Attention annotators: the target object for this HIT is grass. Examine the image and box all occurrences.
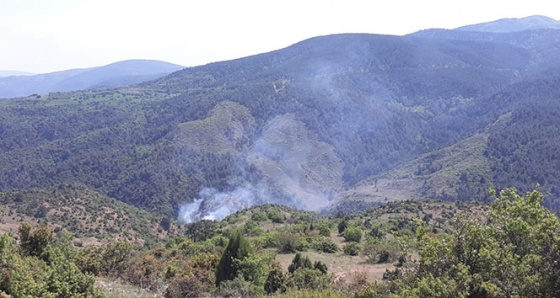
[96,278,161,298]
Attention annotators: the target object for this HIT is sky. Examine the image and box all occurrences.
[1,0,559,74]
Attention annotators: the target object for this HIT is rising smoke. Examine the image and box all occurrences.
[176,113,343,224]
[177,184,275,224]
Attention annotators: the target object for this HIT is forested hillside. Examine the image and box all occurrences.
[0,60,183,98]
[1,22,560,218]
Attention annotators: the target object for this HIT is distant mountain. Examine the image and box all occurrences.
[0,70,35,77]
[0,60,183,98]
[456,15,560,33]
[1,17,560,219]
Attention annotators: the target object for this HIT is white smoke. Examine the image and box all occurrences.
[178,185,270,224]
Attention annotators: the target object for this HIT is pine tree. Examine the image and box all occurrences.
[215,231,253,286]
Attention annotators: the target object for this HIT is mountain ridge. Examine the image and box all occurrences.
[456,15,560,33]
[0,59,183,98]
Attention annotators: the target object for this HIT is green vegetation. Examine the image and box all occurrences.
[343,226,363,242]
[0,225,104,297]
[0,185,181,245]
[215,232,253,286]
[0,188,558,297]
[1,26,560,297]
[1,31,560,216]
[350,188,560,297]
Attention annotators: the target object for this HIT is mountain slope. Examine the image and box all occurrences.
[0,60,183,98]
[0,184,183,245]
[1,17,560,217]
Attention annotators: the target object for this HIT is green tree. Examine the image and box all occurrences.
[288,253,312,273]
[264,262,286,294]
[215,231,253,286]
[337,219,348,234]
[395,188,560,297]
[19,223,53,257]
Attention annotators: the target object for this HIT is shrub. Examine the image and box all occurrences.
[251,211,268,222]
[290,268,331,291]
[362,238,402,264]
[317,223,332,237]
[311,237,338,253]
[343,226,362,242]
[267,210,285,223]
[337,220,348,234]
[278,233,298,253]
[264,267,286,294]
[343,242,361,256]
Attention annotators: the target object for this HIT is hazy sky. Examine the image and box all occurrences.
[2,0,559,73]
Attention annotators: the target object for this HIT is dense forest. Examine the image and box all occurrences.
[1,27,560,218]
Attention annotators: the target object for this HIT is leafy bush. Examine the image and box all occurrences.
[311,237,338,253]
[289,268,331,291]
[278,233,298,253]
[317,222,332,237]
[343,242,361,256]
[343,226,362,242]
[265,266,287,295]
[251,211,268,222]
[0,225,104,298]
[267,210,285,223]
[362,238,402,264]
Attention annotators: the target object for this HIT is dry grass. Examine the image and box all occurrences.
[275,249,394,287]
[96,278,163,298]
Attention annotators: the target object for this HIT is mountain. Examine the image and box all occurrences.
[0,70,35,77]
[0,59,183,98]
[0,16,560,219]
[456,15,560,33]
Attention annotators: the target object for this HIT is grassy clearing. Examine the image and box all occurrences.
[96,278,162,298]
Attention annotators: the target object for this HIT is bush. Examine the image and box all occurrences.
[267,210,285,223]
[261,233,280,249]
[251,211,268,222]
[317,223,332,237]
[362,238,402,264]
[288,253,312,273]
[337,220,348,234]
[343,242,361,256]
[278,233,298,253]
[289,268,331,291]
[343,226,362,242]
[311,237,338,253]
[295,238,310,252]
[265,267,286,294]
[216,276,264,298]
[368,224,385,239]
